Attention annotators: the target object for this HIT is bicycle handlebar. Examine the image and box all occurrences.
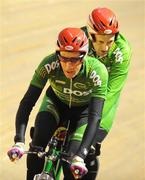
[24,150,47,158]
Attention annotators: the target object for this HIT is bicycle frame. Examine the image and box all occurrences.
[41,138,62,180]
[33,137,62,180]
[30,124,70,180]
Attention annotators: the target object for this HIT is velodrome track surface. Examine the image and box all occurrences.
[0,0,144,179]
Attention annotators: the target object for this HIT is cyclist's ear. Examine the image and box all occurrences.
[30,126,35,139]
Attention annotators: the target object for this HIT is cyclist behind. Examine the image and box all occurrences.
[7,27,108,179]
[79,7,132,179]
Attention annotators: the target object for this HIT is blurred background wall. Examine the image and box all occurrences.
[0,0,144,179]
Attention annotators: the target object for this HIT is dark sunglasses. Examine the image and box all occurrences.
[57,53,84,63]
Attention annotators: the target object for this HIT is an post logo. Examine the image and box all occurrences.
[63,88,92,96]
[90,70,102,86]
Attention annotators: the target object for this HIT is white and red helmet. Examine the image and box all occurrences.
[88,7,119,34]
[57,27,88,56]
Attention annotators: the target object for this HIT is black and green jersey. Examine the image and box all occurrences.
[30,54,108,107]
[14,53,108,145]
[82,26,132,132]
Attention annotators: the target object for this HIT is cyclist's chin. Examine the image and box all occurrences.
[64,72,76,79]
[98,51,108,58]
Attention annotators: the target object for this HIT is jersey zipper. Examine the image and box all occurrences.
[69,79,73,108]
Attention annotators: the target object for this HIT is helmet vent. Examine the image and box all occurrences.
[109,19,113,26]
[72,37,77,42]
[100,20,106,27]
[64,37,68,43]
[80,41,84,47]
[93,24,98,32]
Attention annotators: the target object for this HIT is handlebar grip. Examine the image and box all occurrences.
[11,153,18,159]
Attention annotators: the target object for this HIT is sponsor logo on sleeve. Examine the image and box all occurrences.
[113,48,123,63]
[45,60,59,74]
[90,70,102,86]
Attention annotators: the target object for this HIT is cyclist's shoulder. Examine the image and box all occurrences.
[115,33,132,52]
[34,52,59,75]
[41,52,57,64]
[108,33,132,62]
[86,55,104,63]
[85,56,107,74]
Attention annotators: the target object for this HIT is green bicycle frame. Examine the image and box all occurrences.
[38,123,70,180]
[43,145,62,180]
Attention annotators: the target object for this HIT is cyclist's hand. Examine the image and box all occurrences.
[70,155,88,179]
[7,142,25,162]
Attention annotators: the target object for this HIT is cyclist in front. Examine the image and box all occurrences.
[7,27,108,180]
[80,7,132,179]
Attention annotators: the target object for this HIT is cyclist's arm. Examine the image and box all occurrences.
[108,45,131,95]
[14,58,49,143]
[99,44,132,134]
[76,62,108,159]
[14,85,43,143]
[76,97,105,159]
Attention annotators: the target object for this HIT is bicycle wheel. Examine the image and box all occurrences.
[34,172,54,180]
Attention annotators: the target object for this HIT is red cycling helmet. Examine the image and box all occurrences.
[88,7,119,34]
[57,27,88,55]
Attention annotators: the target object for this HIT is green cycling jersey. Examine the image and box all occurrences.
[30,54,108,107]
[82,26,132,132]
